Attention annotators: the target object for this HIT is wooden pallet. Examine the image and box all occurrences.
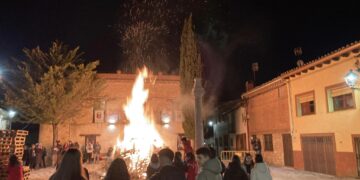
[0,130,29,180]
[23,166,30,180]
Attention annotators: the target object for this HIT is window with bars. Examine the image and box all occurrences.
[264,134,273,151]
[296,92,315,116]
[326,84,355,112]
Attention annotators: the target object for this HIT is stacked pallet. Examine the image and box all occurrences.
[0,130,28,180]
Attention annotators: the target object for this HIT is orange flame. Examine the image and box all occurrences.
[117,67,164,171]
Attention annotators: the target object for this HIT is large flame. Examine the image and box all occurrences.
[117,67,164,175]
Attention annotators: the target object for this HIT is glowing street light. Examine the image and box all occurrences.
[161,114,171,128]
[345,70,359,88]
[345,59,360,89]
[163,124,170,129]
[208,121,214,127]
[161,115,171,124]
[8,110,16,119]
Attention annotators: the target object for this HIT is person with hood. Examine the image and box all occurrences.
[250,154,272,180]
[242,153,254,177]
[50,148,89,180]
[195,147,222,180]
[149,148,186,180]
[104,158,130,180]
[173,152,186,173]
[147,154,160,179]
[184,152,198,180]
[209,147,226,176]
[224,155,248,180]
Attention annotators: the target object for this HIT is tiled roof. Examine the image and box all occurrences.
[242,41,360,98]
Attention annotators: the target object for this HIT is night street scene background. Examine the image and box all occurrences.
[0,0,360,180]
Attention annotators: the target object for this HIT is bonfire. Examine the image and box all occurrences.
[113,67,164,179]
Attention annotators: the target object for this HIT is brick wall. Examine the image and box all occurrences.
[256,132,285,166]
[248,85,290,134]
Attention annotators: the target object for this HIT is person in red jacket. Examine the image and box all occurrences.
[185,152,198,180]
[181,137,193,155]
[7,154,24,180]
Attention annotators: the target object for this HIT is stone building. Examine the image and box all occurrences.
[242,80,293,167]
[39,72,184,153]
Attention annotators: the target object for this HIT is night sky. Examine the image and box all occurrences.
[1,0,360,103]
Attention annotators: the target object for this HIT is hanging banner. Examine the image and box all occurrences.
[94,110,105,123]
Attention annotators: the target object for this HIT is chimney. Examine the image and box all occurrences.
[245,81,254,91]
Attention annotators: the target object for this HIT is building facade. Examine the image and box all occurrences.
[39,72,184,153]
[242,80,293,167]
[205,100,248,153]
[284,42,360,176]
[242,41,360,177]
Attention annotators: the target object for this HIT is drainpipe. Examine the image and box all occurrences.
[286,80,295,136]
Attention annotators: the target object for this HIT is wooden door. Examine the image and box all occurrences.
[85,135,97,145]
[354,137,360,176]
[301,136,336,175]
[282,134,294,166]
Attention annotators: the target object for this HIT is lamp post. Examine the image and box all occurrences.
[345,60,360,89]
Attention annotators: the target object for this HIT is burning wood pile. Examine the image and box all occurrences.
[109,68,165,180]
[0,130,29,180]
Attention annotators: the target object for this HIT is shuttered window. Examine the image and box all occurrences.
[296,92,315,116]
[326,84,355,112]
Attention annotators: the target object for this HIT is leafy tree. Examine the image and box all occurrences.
[2,41,103,147]
[180,15,202,139]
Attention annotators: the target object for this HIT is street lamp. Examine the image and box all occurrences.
[161,113,171,128]
[208,120,214,127]
[8,110,16,119]
[107,115,119,131]
[345,70,358,88]
[345,59,360,89]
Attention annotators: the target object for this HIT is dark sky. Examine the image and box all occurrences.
[1,0,360,102]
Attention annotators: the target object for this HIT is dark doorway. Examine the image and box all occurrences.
[282,133,294,167]
[354,137,360,177]
[84,135,97,145]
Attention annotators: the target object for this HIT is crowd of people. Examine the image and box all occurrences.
[7,137,272,180]
[23,143,47,169]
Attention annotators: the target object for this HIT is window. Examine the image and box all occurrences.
[264,134,273,151]
[326,84,355,112]
[236,133,247,150]
[296,92,315,116]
